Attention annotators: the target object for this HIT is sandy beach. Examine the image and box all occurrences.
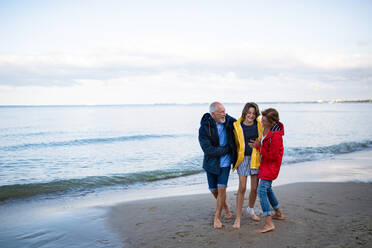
[108,181,372,248]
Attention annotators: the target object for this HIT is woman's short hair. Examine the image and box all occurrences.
[261,108,280,124]
[241,102,260,119]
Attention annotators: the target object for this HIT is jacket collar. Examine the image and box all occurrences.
[201,113,234,127]
[263,121,284,140]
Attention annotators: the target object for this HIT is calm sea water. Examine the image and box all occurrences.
[1,103,372,201]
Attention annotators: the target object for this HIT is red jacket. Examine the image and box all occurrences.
[258,121,284,181]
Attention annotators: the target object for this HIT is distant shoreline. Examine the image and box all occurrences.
[0,99,371,108]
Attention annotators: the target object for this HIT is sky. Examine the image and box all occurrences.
[0,0,371,105]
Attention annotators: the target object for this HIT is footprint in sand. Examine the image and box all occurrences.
[175,231,191,237]
[148,207,157,212]
[304,208,327,215]
[178,224,194,228]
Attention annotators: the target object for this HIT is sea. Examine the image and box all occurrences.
[1,102,372,202]
[0,102,372,247]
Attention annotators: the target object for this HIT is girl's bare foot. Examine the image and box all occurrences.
[256,224,275,233]
[214,217,223,229]
[246,207,260,222]
[232,218,240,229]
[250,213,260,222]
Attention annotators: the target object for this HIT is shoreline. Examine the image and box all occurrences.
[1,149,372,247]
[105,149,372,247]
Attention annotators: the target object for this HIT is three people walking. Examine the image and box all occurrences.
[198,102,285,232]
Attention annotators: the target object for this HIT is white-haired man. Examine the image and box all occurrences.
[198,102,237,228]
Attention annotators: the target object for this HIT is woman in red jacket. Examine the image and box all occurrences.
[249,108,285,233]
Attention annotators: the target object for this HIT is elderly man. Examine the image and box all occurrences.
[198,102,237,228]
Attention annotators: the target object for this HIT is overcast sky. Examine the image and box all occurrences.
[0,0,371,105]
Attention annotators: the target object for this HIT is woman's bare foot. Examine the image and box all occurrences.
[214,217,223,229]
[272,213,285,220]
[272,209,285,220]
[232,218,240,229]
[256,224,275,233]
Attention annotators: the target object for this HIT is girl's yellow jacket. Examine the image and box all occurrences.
[232,117,262,171]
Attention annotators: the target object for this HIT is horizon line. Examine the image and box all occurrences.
[0,99,371,107]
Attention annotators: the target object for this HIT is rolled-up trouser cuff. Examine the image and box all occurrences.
[262,210,272,216]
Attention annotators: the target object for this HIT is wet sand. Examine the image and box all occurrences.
[108,181,372,248]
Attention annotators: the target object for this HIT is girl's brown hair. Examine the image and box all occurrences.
[241,102,260,119]
[261,108,279,124]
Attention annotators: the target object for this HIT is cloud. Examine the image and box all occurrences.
[357,39,372,47]
[0,42,371,104]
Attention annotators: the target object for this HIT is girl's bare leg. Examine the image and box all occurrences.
[233,176,247,229]
[248,174,260,221]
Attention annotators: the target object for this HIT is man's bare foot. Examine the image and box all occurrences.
[225,213,233,219]
[232,219,240,229]
[214,218,223,229]
[256,224,275,233]
[250,213,261,222]
[224,203,233,219]
[272,213,285,220]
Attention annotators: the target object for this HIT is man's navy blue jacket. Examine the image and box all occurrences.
[198,113,237,175]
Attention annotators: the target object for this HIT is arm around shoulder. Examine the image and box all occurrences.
[198,126,229,157]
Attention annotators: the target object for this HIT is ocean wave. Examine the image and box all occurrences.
[0,134,188,151]
[0,169,202,201]
[284,140,372,164]
[0,131,62,138]
[1,140,371,201]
